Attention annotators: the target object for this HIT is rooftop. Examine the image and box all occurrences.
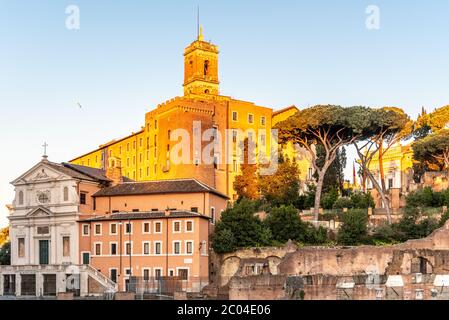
[92,178,228,199]
[79,210,211,222]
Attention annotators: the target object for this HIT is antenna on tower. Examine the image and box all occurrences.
[197,5,200,40]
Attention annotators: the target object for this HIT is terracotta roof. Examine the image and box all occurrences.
[79,211,211,222]
[92,179,228,199]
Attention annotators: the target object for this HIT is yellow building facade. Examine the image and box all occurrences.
[70,30,312,199]
[366,143,414,209]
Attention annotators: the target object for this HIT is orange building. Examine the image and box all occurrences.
[78,178,229,292]
[70,29,311,200]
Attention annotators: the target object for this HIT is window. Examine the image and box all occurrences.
[248,113,254,124]
[18,238,25,258]
[154,268,162,279]
[173,241,181,255]
[127,143,130,152]
[190,207,198,213]
[139,153,142,163]
[201,240,207,256]
[186,221,193,232]
[154,135,158,158]
[63,187,69,202]
[95,243,101,256]
[388,178,394,189]
[155,242,162,255]
[143,269,150,281]
[232,111,238,121]
[127,158,130,166]
[119,146,122,154]
[110,223,117,235]
[232,130,238,143]
[211,207,216,224]
[63,237,70,257]
[125,268,131,276]
[133,141,136,149]
[143,242,150,255]
[233,159,238,172]
[146,166,150,177]
[173,221,181,233]
[204,60,209,76]
[133,156,136,165]
[109,150,113,157]
[125,242,132,255]
[169,269,175,277]
[139,138,142,147]
[132,209,140,212]
[82,224,89,236]
[178,268,188,280]
[125,223,132,234]
[18,191,24,205]
[110,269,118,283]
[154,222,162,233]
[143,222,150,234]
[94,224,102,236]
[110,243,117,255]
[146,137,150,149]
[260,134,266,146]
[186,241,193,254]
[80,192,87,205]
[154,120,158,129]
[213,155,219,169]
[261,116,266,126]
[248,131,254,142]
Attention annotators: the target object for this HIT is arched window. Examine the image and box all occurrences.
[18,191,24,205]
[204,60,209,76]
[63,187,69,202]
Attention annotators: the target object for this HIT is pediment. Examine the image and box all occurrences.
[12,162,72,186]
[26,206,53,217]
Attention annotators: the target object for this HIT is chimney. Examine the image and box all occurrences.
[106,157,123,186]
[165,207,171,217]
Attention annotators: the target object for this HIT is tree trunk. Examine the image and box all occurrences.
[366,169,392,225]
[313,171,326,222]
[377,142,392,224]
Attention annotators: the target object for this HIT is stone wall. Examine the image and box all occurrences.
[210,220,449,300]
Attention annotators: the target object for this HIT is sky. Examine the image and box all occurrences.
[1,0,448,227]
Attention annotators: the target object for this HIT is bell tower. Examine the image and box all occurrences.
[183,27,220,96]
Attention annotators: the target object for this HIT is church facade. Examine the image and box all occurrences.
[69,30,313,200]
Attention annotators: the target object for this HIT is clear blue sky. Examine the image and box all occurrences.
[1,0,448,226]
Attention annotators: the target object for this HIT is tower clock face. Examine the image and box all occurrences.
[37,190,50,204]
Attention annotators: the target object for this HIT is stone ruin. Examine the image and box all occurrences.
[206,222,449,300]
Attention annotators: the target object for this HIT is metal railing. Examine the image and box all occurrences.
[127,276,209,298]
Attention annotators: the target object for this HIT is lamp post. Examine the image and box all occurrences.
[118,221,122,289]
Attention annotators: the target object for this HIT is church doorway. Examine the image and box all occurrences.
[3,275,16,296]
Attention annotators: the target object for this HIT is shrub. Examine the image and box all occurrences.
[405,187,440,208]
[265,205,304,243]
[211,198,272,253]
[0,241,11,265]
[337,209,369,245]
[350,192,375,209]
[333,197,353,209]
[321,188,338,210]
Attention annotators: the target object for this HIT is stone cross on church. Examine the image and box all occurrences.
[42,142,48,159]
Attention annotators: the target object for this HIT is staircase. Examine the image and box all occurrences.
[81,265,118,293]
